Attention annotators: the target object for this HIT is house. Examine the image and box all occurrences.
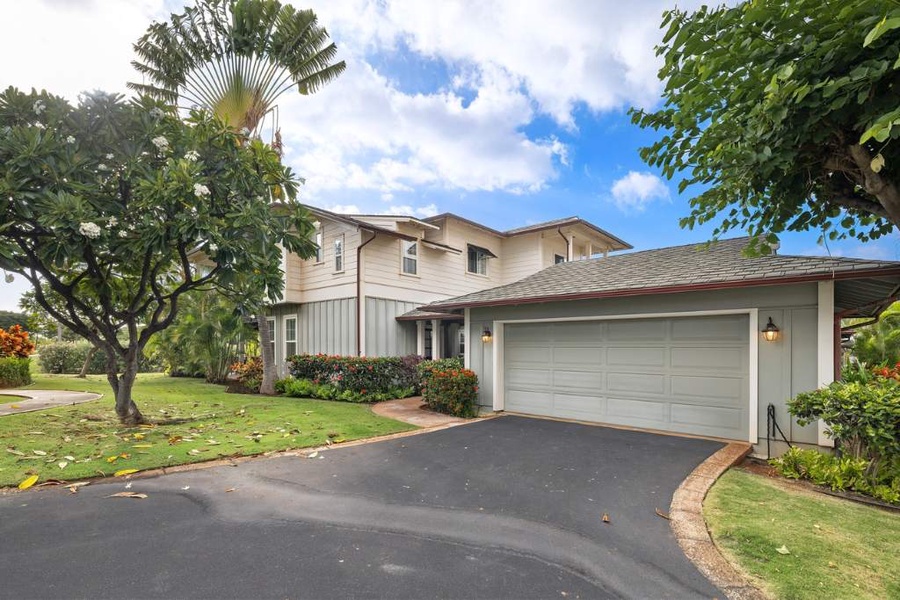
[419,238,900,457]
[266,206,630,373]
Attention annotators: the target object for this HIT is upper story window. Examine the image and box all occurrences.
[334,234,344,272]
[314,224,323,263]
[554,254,566,264]
[401,240,418,275]
[467,244,491,275]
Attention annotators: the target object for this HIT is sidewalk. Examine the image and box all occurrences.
[371,396,470,427]
[0,389,102,416]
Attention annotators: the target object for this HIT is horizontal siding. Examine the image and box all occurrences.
[500,233,541,285]
[284,219,359,303]
[364,297,418,357]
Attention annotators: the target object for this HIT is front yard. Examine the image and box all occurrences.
[705,469,900,599]
[0,374,415,488]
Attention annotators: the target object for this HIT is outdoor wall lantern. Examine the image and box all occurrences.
[762,317,780,342]
[481,327,493,343]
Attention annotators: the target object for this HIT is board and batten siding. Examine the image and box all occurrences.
[270,299,356,373]
[364,297,418,357]
[469,283,821,455]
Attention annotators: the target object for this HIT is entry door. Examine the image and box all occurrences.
[503,315,749,440]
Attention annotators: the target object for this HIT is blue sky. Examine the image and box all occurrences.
[1,0,898,310]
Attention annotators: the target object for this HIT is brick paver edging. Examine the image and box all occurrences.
[669,442,768,600]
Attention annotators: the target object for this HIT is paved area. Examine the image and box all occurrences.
[0,416,724,599]
[371,396,471,427]
[0,389,101,416]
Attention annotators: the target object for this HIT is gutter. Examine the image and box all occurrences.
[557,228,570,261]
[356,229,378,356]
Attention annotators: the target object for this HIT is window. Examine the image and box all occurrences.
[284,316,297,359]
[467,245,489,275]
[266,317,276,362]
[458,328,465,358]
[554,254,566,264]
[401,240,418,275]
[314,224,323,263]
[334,234,344,272]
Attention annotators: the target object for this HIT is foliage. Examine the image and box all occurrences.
[129,0,346,134]
[849,303,900,366]
[0,86,318,423]
[0,325,35,358]
[0,373,414,487]
[788,378,900,479]
[839,359,876,384]
[275,377,414,403]
[0,357,31,388]
[37,341,158,375]
[417,357,464,386]
[771,447,900,505]
[287,354,422,395]
[230,356,263,393]
[0,310,28,330]
[705,469,900,599]
[18,288,79,341]
[632,0,900,252]
[422,368,479,418]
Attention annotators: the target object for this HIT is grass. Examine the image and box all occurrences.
[0,373,416,488]
[705,469,900,599]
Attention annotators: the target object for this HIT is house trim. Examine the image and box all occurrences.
[817,280,836,447]
[283,314,298,366]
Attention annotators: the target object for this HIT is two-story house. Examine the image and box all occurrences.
[266,206,631,373]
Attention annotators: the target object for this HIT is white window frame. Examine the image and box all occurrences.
[334,234,344,272]
[266,317,276,364]
[400,240,418,276]
[283,315,298,360]
[314,224,324,264]
[457,328,465,357]
[467,245,489,275]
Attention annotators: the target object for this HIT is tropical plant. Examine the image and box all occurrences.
[849,303,900,366]
[129,0,345,394]
[0,87,316,423]
[632,0,900,253]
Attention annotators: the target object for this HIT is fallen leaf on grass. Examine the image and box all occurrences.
[132,444,153,449]
[57,461,68,469]
[168,435,183,445]
[6,448,25,456]
[114,468,139,477]
[32,450,47,456]
[18,474,39,490]
[132,433,145,440]
[776,545,791,555]
[63,455,75,461]
[601,513,610,523]
[107,492,147,499]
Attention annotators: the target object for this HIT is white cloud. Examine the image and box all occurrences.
[326,204,362,214]
[610,171,671,213]
[385,204,439,218]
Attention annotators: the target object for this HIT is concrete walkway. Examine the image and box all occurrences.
[0,389,102,416]
[370,396,470,427]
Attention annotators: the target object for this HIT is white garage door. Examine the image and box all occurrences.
[503,315,750,440]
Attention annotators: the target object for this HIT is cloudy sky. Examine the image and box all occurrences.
[1,0,898,310]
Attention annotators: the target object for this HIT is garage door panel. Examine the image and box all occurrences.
[505,323,552,341]
[671,375,744,401]
[607,319,667,340]
[607,372,666,395]
[505,345,551,364]
[505,389,551,413]
[552,370,605,390]
[553,393,606,418]
[671,316,747,341]
[507,367,553,388]
[552,347,603,367]
[671,404,743,433]
[552,321,604,342]
[607,347,666,368]
[607,397,668,423]
[671,347,744,371]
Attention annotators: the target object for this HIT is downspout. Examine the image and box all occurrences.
[556,228,569,261]
[356,230,377,356]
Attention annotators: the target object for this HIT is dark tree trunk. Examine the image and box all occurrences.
[105,347,146,425]
[78,346,97,378]
[258,313,277,395]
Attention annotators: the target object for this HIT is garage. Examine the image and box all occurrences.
[503,315,750,440]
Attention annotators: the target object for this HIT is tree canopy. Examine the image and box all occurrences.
[632,0,900,252]
[0,87,316,422]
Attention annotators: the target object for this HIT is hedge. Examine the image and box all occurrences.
[422,367,479,418]
[287,354,421,394]
[38,341,160,375]
[0,357,31,388]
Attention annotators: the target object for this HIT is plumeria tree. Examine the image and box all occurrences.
[0,87,316,424]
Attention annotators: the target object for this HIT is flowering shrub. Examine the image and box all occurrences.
[287,354,421,395]
[422,368,479,418]
[230,357,263,393]
[0,325,35,358]
[416,357,463,389]
[0,357,31,388]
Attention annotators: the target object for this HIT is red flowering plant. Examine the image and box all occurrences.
[422,367,479,418]
[0,325,35,358]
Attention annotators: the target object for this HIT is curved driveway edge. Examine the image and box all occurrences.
[669,442,768,600]
[0,390,102,416]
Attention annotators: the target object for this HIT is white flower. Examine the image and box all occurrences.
[107,216,118,227]
[118,230,129,238]
[33,122,45,130]
[127,224,136,231]
[151,136,169,151]
[78,222,102,239]
[149,107,164,119]
[66,135,76,144]
[33,100,46,115]
[184,150,200,162]
[208,243,218,252]
[97,164,108,171]
[193,183,210,198]
[105,153,114,160]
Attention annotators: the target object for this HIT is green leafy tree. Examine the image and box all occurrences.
[0,310,28,330]
[0,87,316,423]
[632,0,900,252]
[129,0,345,393]
[850,302,900,366]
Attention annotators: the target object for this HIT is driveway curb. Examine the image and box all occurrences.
[670,442,768,600]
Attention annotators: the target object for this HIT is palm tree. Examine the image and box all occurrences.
[129,0,345,393]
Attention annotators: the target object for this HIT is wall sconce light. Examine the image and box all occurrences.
[481,327,493,343]
[762,317,780,342]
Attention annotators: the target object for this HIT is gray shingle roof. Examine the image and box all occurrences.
[424,238,900,310]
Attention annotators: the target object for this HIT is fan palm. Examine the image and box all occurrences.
[129,0,345,393]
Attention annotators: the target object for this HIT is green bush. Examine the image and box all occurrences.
[276,376,414,403]
[422,367,479,418]
[0,357,31,388]
[287,354,421,394]
[771,447,900,505]
[417,357,464,387]
[229,357,263,393]
[38,341,160,375]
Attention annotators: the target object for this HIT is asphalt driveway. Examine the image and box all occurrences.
[0,416,724,599]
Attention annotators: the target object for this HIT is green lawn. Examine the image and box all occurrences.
[705,469,900,599]
[1,374,415,488]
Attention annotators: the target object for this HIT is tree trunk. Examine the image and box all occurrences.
[78,346,97,378]
[258,313,277,395]
[105,349,146,425]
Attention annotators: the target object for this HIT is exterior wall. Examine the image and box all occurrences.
[499,233,542,285]
[469,283,823,455]
[365,297,418,357]
[283,218,359,304]
[270,299,357,374]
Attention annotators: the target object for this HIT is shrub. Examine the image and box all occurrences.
[37,341,160,375]
[276,376,414,403]
[0,357,31,388]
[417,357,463,387]
[0,325,35,358]
[287,354,422,395]
[422,368,479,418]
[230,357,263,393]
